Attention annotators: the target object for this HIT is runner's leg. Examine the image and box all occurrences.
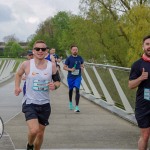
[34,124,46,150]
[75,87,80,106]
[138,128,150,150]
[69,89,73,102]
[27,119,39,146]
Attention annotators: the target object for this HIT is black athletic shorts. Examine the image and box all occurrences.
[135,104,150,128]
[22,102,51,126]
[136,115,150,128]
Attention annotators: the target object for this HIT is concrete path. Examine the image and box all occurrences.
[0,77,22,123]
[0,77,22,150]
[1,79,142,150]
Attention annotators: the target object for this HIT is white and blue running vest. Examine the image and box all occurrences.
[22,59,52,105]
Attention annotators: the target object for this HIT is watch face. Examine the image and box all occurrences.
[0,117,4,139]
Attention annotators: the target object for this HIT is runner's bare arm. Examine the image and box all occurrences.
[50,55,55,63]
[63,64,75,72]
[128,68,148,89]
[14,61,26,96]
[80,63,84,70]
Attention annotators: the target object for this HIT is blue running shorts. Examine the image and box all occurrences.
[67,76,82,90]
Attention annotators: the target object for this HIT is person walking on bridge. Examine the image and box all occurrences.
[14,40,61,150]
[129,35,150,150]
[63,45,84,112]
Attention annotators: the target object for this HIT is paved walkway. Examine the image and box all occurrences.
[0,79,142,149]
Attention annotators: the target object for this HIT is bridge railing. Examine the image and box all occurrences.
[0,59,137,124]
[59,61,137,124]
[0,59,21,83]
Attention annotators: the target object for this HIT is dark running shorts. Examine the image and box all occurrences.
[136,114,150,128]
[22,102,51,126]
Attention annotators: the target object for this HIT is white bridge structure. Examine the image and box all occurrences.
[0,59,17,83]
[59,61,136,125]
[0,59,136,125]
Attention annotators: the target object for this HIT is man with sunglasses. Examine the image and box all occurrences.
[14,40,61,150]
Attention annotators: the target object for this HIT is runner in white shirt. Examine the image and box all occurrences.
[14,40,61,150]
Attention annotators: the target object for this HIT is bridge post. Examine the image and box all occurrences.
[83,68,101,99]
[92,66,114,105]
[109,68,134,114]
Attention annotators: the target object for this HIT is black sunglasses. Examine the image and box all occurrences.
[34,47,47,51]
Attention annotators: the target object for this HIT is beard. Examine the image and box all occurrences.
[145,49,150,57]
[73,52,77,56]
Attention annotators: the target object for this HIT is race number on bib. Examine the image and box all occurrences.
[71,69,79,75]
[144,88,150,101]
[33,80,49,91]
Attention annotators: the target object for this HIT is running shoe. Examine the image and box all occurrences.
[69,102,74,110]
[26,143,34,150]
[74,106,80,112]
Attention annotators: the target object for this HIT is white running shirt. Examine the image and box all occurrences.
[22,59,52,105]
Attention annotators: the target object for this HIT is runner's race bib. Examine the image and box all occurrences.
[33,80,49,91]
[144,88,150,101]
[71,69,79,75]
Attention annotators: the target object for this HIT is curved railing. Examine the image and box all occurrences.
[0,59,21,83]
[0,59,137,124]
[59,61,137,125]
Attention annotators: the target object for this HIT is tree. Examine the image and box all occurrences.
[79,0,150,66]
[4,41,23,58]
[3,34,19,43]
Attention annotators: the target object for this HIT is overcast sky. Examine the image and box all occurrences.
[0,0,80,42]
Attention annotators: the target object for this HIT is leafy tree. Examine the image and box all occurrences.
[79,0,150,66]
[120,5,150,66]
[28,11,72,57]
[4,41,23,58]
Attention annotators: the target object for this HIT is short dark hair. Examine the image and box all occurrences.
[70,45,77,49]
[143,35,150,43]
[33,40,46,48]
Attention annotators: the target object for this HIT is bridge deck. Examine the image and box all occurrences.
[1,80,141,149]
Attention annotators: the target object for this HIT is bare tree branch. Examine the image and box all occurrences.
[120,0,131,10]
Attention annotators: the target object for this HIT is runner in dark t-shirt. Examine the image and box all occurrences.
[129,35,150,150]
[64,45,84,112]
[129,59,150,121]
[65,55,83,78]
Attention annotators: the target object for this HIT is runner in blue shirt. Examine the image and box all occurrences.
[50,48,61,70]
[45,47,55,62]
[64,45,84,112]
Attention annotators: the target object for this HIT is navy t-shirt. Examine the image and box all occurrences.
[45,54,51,61]
[65,55,84,78]
[53,54,59,59]
[129,58,150,118]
